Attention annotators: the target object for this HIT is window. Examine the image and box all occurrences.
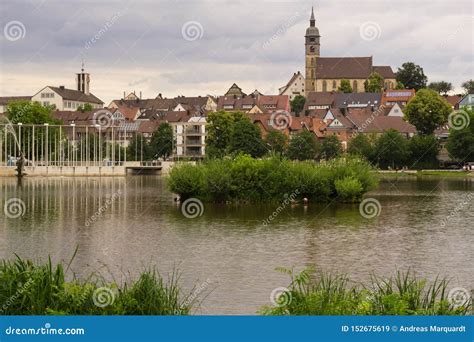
[43,101,49,106]
[353,80,358,92]
[333,80,337,89]
[322,80,327,92]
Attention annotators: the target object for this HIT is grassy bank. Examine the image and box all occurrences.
[260,268,472,316]
[0,256,195,315]
[376,170,472,178]
[168,155,378,203]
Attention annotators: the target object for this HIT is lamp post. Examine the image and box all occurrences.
[44,123,49,167]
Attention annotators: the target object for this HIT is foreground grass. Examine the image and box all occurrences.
[260,268,472,316]
[168,155,378,203]
[0,255,195,315]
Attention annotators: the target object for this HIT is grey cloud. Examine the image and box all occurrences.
[0,0,472,103]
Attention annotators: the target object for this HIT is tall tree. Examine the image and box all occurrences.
[373,130,410,169]
[150,122,173,158]
[461,80,474,95]
[396,62,428,91]
[320,135,342,160]
[7,101,59,124]
[364,72,384,93]
[229,116,266,158]
[408,134,440,169]
[348,134,373,161]
[404,89,452,135]
[428,81,452,95]
[290,95,306,114]
[205,111,234,158]
[265,130,288,154]
[127,134,150,161]
[446,109,474,162]
[76,103,93,112]
[286,130,320,161]
[337,79,353,93]
[394,81,405,90]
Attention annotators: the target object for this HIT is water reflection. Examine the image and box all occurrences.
[0,176,472,314]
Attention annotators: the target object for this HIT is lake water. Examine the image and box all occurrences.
[0,175,473,314]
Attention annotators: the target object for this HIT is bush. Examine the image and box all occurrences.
[167,163,204,200]
[168,155,377,203]
[334,177,363,202]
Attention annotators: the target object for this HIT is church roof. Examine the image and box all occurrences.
[373,66,396,79]
[48,86,104,104]
[314,57,395,80]
[315,57,373,79]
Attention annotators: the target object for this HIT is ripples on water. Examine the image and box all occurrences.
[0,175,473,314]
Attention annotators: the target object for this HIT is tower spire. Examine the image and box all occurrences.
[310,6,315,27]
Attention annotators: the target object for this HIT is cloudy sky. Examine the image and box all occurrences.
[0,0,472,104]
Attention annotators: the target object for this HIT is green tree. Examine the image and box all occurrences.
[320,135,342,160]
[408,134,440,169]
[364,72,384,93]
[76,103,93,112]
[428,81,452,95]
[229,117,266,157]
[337,79,353,93]
[396,62,428,91]
[446,109,474,162]
[404,89,452,135]
[461,80,474,95]
[127,134,150,161]
[290,95,306,114]
[373,130,410,169]
[265,130,288,154]
[348,134,373,161]
[286,130,319,161]
[150,122,173,159]
[6,101,62,160]
[7,101,59,124]
[205,111,234,158]
[394,81,405,90]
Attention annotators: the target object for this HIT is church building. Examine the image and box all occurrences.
[305,7,396,93]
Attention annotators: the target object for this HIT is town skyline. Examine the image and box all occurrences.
[1,0,472,103]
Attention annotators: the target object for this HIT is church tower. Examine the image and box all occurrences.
[305,7,320,93]
[76,63,90,95]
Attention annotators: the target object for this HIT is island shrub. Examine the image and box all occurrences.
[168,155,377,203]
[334,177,364,202]
[167,163,205,200]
